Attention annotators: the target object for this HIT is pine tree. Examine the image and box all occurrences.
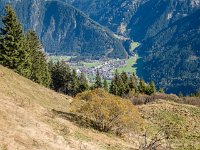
[117,75,126,96]
[51,61,67,92]
[94,69,102,88]
[78,72,89,93]
[120,71,130,94]
[138,79,146,93]
[0,5,31,76]
[103,78,108,91]
[149,81,156,94]
[26,30,51,86]
[145,84,152,95]
[128,73,137,91]
[110,70,119,95]
[110,70,126,96]
[71,69,79,96]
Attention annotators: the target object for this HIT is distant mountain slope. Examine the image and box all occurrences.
[0,0,128,59]
[137,9,200,94]
[64,0,200,40]
[63,0,143,35]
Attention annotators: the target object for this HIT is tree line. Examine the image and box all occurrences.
[0,5,157,98]
[93,70,157,97]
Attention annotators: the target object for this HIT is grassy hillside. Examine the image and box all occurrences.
[138,100,200,149]
[0,65,139,150]
[0,65,199,149]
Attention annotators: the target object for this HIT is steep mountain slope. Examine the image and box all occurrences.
[137,9,200,94]
[64,0,200,40]
[0,65,138,150]
[63,0,143,35]
[0,0,128,59]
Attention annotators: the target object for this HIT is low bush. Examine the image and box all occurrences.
[70,89,144,135]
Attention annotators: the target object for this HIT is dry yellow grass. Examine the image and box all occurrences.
[0,65,139,150]
[138,100,200,149]
[1,65,198,150]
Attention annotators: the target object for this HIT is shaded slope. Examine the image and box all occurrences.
[137,9,200,94]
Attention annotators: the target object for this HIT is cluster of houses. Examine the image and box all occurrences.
[67,59,127,82]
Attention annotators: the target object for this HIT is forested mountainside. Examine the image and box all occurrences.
[64,0,200,94]
[137,9,200,94]
[0,0,128,59]
[64,0,200,40]
[63,0,143,35]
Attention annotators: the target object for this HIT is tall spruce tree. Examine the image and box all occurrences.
[120,71,130,94]
[26,30,50,87]
[129,73,137,91]
[78,72,89,93]
[51,61,67,92]
[138,79,146,93]
[110,70,119,95]
[149,81,156,94]
[71,69,79,96]
[94,70,102,88]
[0,5,31,76]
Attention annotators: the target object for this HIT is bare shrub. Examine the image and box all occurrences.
[138,128,170,150]
[70,89,144,135]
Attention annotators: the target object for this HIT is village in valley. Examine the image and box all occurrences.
[66,56,138,83]
[49,42,140,83]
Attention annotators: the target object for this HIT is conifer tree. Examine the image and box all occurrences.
[149,81,156,94]
[110,70,119,95]
[71,69,79,96]
[120,71,130,94]
[78,72,89,93]
[129,73,137,91]
[103,78,108,91]
[117,75,126,96]
[0,5,31,76]
[26,30,50,87]
[51,61,67,92]
[138,79,146,93]
[94,69,102,88]
[109,70,126,96]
